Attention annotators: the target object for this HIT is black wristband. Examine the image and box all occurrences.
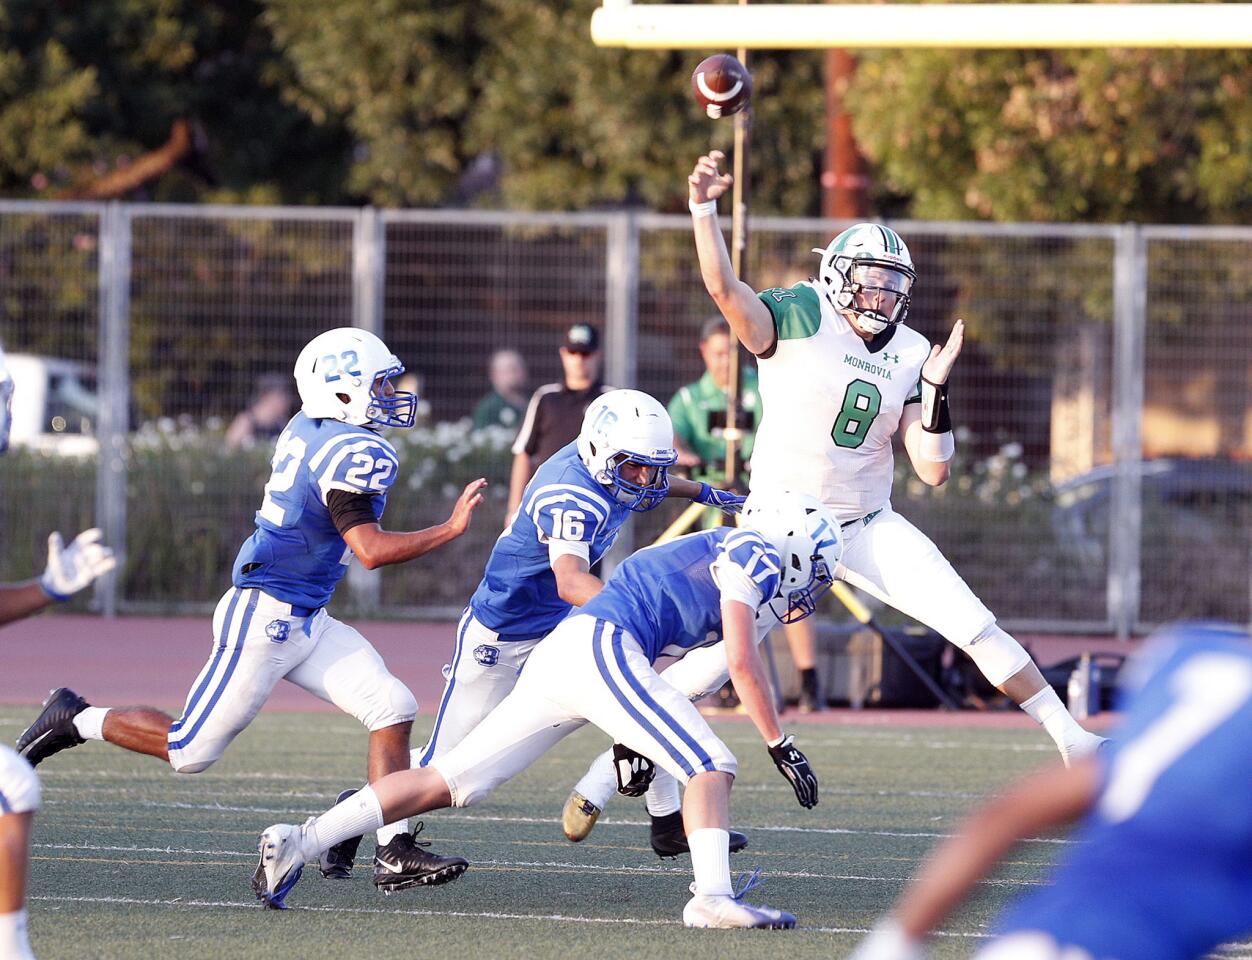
[920,377,952,434]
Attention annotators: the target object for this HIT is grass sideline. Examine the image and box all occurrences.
[7,708,1069,959]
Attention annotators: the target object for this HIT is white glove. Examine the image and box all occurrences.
[41,528,117,600]
[847,919,928,960]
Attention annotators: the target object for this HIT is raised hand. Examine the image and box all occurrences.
[41,528,117,599]
[921,318,964,385]
[689,150,734,204]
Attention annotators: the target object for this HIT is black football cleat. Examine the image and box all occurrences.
[649,811,749,859]
[15,687,89,766]
[319,789,364,879]
[372,822,469,893]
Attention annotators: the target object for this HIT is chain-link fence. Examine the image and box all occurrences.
[1,200,1248,634]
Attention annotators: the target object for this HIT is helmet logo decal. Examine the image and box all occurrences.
[321,350,362,383]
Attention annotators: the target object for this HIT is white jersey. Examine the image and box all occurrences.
[749,280,929,522]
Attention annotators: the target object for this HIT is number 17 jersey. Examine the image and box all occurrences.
[751,281,929,523]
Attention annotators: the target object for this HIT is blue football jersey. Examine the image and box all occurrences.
[232,412,398,609]
[996,624,1252,960]
[579,527,783,663]
[468,442,631,638]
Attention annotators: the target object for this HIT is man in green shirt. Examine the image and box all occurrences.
[667,318,759,486]
[472,349,529,432]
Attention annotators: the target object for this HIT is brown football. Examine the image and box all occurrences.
[690,54,752,120]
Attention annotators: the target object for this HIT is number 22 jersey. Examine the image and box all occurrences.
[232,412,398,609]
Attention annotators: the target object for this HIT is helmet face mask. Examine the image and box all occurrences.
[577,389,678,513]
[294,328,417,429]
[741,491,844,624]
[812,223,916,336]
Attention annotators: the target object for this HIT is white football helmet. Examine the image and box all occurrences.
[0,344,11,454]
[293,327,416,429]
[577,389,678,512]
[812,223,916,336]
[741,490,843,623]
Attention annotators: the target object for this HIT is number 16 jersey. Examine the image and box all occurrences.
[750,281,930,523]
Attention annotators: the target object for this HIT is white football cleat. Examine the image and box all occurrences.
[683,892,797,929]
[251,821,309,909]
[562,790,602,843]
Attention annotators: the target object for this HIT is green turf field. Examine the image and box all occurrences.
[5,708,1068,960]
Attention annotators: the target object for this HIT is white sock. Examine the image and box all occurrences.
[572,749,619,810]
[687,827,732,897]
[305,785,384,860]
[1020,687,1095,754]
[376,819,409,846]
[0,909,35,960]
[73,706,110,741]
[644,771,681,818]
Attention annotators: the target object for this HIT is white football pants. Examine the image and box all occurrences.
[432,614,738,808]
[167,587,417,773]
[0,746,40,815]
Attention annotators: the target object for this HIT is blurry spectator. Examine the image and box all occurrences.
[506,324,611,522]
[225,374,293,450]
[472,349,529,431]
[395,372,432,427]
[667,317,760,486]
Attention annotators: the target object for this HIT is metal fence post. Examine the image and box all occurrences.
[349,206,385,609]
[1108,224,1146,640]
[602,212,641,574]
[353,206,386,338]
[94,202,131,617]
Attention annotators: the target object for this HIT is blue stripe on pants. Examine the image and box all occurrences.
[608,626,716,773]
[169,588,243,734]
[591,620,697,778]
[417,609,472,767]
[168,589,260,751]
[0,788,10,813]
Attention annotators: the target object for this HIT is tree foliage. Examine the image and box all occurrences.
[849,46,1252,223]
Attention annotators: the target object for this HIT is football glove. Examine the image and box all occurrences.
[767,734,818,809]
[41,528,117,600]
[696,482,746,515]
[612,743,657,797]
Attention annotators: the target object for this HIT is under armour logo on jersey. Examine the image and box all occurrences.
[882,352,900,364]
[265,619,291,644]
[473,644,500,667]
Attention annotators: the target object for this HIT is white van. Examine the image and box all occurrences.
[4,353,99,456]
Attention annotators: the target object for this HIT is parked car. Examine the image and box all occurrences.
[3,353,99,455]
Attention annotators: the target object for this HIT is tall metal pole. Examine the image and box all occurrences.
[723,13,751,490]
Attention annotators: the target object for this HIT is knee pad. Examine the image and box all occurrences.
[359,676,418,732]
[959,623,1032,688]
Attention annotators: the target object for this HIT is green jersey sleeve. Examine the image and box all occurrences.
[667,387,698,446]
[757,283,823,342]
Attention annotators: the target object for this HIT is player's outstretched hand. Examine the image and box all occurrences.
[768,734,818,809]
[921,318,964,385]
[695,482,746,515]
[41,528,117,600]
[447,478,488,537]
[689,150,734,204]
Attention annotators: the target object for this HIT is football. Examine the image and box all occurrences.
[690,53,752,119]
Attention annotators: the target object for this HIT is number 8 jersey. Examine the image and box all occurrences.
[232,412,398,609]
[751,281,930,523]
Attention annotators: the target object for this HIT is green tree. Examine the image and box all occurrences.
[0,0,348,202]
[849,47,1252,223]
